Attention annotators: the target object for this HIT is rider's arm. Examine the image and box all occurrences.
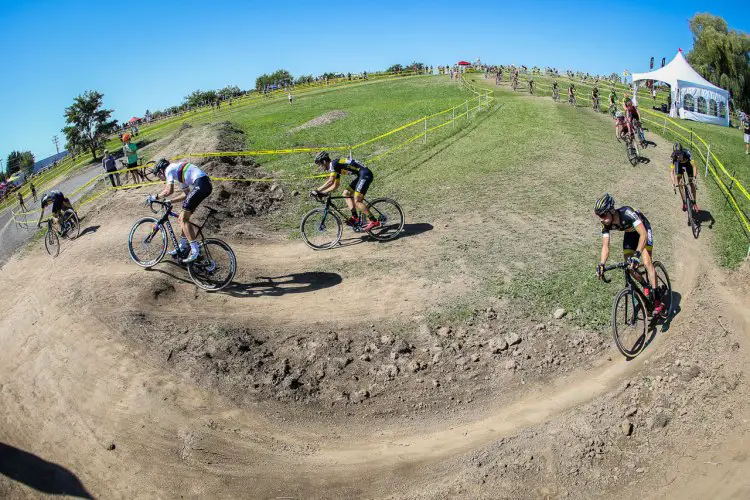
[315,176,336,193]
[670,165,677,186]
[690,159,698,179]
[634,223,648,253]
[319,178,340,194]
[156,183,174,200]
[37,206,45,227]
[600,234,610,265]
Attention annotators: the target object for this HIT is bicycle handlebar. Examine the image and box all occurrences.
[147,198,173,214]
[599,261,629,284]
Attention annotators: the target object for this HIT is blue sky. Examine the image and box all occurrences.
[0,0,747,170]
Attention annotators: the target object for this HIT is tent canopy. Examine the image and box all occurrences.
[128,117,142,123]
[632,49,730,126]
[457,61,471,66]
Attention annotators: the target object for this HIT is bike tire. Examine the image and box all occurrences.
[652,261,672,320]
[128,217,167,268]
[45,227,60,257]
[61,210,80,240]
[300,208,342,250]
[365,198,405,241]
[611,287,648,358]
[187,238,236,291]
[626,141,638,166]
[684,185,700,238]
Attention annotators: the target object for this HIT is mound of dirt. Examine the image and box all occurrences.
[129,122,287,239]
[289,110,347,133]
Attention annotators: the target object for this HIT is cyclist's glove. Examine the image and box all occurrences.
[628,251,642,267]
[596,263,605,279]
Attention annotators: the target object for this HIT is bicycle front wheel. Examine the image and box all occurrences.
[188,238,236,291]
[684,186,699,238]
[653,261,672,320]
[45,228,59,257]
[61,210,80,240]
[627,141,638,166]
[366,198,405,241]
[128,217,167,268]
[612,288,648,358]
[300,208,342,250]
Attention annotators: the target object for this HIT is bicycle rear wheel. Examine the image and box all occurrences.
[652,261,672,320]
[626,140,638,166]
[188,238,236,291]
[365,198,405,241]
[45,228,59,257]
[61,210,80,240]
[300,208,342,250]
[612,288,648,358]
[684,185,699,238]
[128,217,167,268]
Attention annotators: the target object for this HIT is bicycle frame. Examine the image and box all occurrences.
[604,262,652,310]
[149,200,210,254]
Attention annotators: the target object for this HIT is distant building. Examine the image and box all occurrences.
[33,150,69,174]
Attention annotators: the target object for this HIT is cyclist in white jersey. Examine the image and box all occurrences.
[149,158,213,263]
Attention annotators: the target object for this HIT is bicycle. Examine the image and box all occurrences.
[630,119,647,147]
[511,77,518,91]
[43,209,80,257]
[128,199,236,291]
[609,103,617,118]
[600,260,672,358]
[552,88,560,102]
[592,96,600,112]
[568,94,577,106]
[675,174,700,239]
[300,193,404,250]
[528,80,534,95]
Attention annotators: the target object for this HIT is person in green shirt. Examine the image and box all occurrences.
[122,133,140,184]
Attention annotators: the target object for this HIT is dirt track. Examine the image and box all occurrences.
[1,108,749,498]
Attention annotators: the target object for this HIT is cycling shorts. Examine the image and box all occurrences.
[623,227,653,257]
[182,176,212,212]
[347,168,373,196]
[674,161,694,178]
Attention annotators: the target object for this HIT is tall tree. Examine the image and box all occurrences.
[255,69,293,90]
[62,90,118,160]
[687,13,750,112]
[6,150,34,176]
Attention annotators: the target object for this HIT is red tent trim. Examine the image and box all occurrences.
[457,61,471,66]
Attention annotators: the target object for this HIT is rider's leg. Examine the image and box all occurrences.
[179,210,200,259]
[342,188,358,220]
[642,248,657,290]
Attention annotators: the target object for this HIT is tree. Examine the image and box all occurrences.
[687,13,750,112]
[255,69,293,90]
[218,85,241,100]
[387,64,403,73]
[62,90,118,160]
[6,150,34,176]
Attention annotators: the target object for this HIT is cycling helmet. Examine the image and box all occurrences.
[615,111,624,118]
[152,158,170,175]
[314,151,330,165]
[40,192,57,207]
[594,193,615,215]
[673,142,683,153]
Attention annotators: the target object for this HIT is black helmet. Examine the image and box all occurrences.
[673,142,683,153]
[40,191,58,207]
[594,193,615,215]
[314,151,330,165]
[152,158,170,175]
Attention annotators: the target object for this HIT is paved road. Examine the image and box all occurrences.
[0,164,103,266]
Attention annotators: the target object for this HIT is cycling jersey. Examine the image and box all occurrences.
[164,161,208,189]
[671,149,694,177]
[44,191,70,213]
[328,157,373,195]
[602,206,653,253]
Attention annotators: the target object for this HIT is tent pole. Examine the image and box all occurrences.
[704,144,711,177]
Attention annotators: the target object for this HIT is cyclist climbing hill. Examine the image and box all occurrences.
[311,151,380,232]
[594,193,664,317]
[149,158,213,263]
[671,143,699,212]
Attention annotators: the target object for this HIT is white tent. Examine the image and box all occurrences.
[632,49,730,127]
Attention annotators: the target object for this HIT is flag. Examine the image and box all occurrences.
[650,57,654,69]
[661,57,666,68]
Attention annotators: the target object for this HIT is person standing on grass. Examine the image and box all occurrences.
[30,182,37,202]
[288,93,293,105]
[122,133,140,185]
[17,191,27,212]
[743,117,750,155]
[102,150,120,187]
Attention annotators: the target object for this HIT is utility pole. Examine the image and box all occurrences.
[52,135,60,154]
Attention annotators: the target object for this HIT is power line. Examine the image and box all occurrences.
[52,135,60,154]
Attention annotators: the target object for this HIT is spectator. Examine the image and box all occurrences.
[743,116,750,155]
[102,149,121,187]
[122,134,140,185]
[17,191,26,212]
[29,181,37,201]
[288,93,293,105]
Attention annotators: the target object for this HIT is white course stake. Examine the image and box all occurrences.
[704,144,711,177]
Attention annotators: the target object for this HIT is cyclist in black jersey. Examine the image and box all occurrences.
[670,143,699,212]
[37,190,74,230]
[311,151,380,231]
[594,193,665,317]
